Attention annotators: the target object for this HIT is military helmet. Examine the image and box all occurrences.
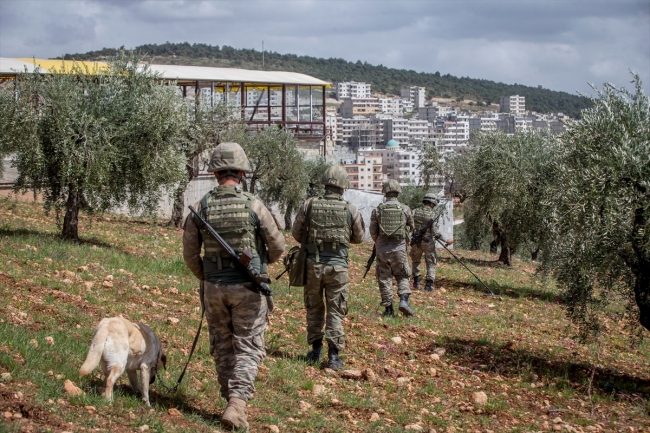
[207,142,252,173]
[321,166,350,189]
[422,193,439,204]
[382,179,402,195]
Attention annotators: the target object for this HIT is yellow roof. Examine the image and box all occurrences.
[1,57,330,87]
[16,58,108,74]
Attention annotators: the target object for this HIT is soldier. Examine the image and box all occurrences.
[183,142,285,430]
[410,193,453,292]
[370,179,415,317]
[292,166,365,370]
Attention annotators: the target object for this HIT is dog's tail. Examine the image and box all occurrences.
[79,325,108,377]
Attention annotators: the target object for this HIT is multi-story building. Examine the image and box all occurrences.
[339,97,379,118]
[499,95,526,116]
[401,86,426,108]
[340,118,378,147]
[383,118,409,146]
[356,141,422,186]
[336,81,372,100]
[341,155,387,191]
[433,117,470,147]
[407,119,430,145]
[377,98,404,116]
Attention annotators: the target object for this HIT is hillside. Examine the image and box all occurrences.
[1,199,649,432]
[58,42,592,119]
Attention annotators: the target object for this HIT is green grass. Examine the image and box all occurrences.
[0,199,649,432]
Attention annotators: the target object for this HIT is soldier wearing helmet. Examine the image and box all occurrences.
[410,193,453,292]
[291,165,365,370]
[370,179,415,317]
[183,142,285,430]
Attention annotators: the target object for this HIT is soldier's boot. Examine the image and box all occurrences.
[424,280,434,292]
[305,340,323,364]
[327,345,344,370]
[398,294,415,317]
[221,397,249,430]
[413,276,421,290]
[382,304,395,317]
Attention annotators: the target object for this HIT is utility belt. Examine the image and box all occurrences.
[305,241,348,262]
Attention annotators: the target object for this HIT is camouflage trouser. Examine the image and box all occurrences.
[410,240,437,282]
[303,259,349,351]
[202,281,268,402]
[376,249,411,307]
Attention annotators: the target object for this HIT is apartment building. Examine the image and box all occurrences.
[339,97,379,118]
[354,143,422,186]
[433,117,470,147]
[499,95,526,116]
[340,118,377,147]
[401,86,426,108]
[383,118,409,146]
[336,81,372,100]
[378,98,404,116]
[407,119,430,144]
[341,155,387,191]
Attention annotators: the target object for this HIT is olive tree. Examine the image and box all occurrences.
[418,140,443,188]
[0,55,187,240]
[235,127,309,228]
[457,129,559,264]
[171,101,244,228]
[544,75,650,336]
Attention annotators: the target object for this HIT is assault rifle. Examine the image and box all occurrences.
[188,205,273,297]
[410,210,443,247]
[362,245,376,279]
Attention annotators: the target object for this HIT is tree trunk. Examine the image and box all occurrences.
[62,189,81,241]
[171,181,188,229]
[284,200,296,231]
[498,242,512,266]
[489,239,498,254]
[632,206,650,332]
[530,247,540,261]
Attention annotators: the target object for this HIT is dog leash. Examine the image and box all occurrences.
[160,283,205,393]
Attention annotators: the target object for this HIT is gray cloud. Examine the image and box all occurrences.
[1,0,648,95]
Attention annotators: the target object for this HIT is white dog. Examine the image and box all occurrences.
[79,316,166,406]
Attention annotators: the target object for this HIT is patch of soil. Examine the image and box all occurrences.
[0,386,67,431]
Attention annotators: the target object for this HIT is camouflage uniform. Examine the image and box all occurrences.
[410,203,444,290]
[292,166,365,369]
[182,143,285,429]
[370,180,414,316]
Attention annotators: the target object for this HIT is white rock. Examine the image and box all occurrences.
[167,317,180,326]
[298,400,312,411]
[267,426,280,433]
[405,424,423,431]
[0,373,11,381]
[473,391,488,406]
[29,339,38,348]
[396,377,410,386]
[391,336,402,344]
[339,369,363,380]
[45,336,54,345]
[370,412,380,422]
[139,425,150,432]
[433,347,446,356]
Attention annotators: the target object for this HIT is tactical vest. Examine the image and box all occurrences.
[377,202,406,240]
[198,187,258,269]
[413,206,437,232]
[306,195,351,261]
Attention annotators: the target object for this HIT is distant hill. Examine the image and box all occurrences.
[58,42,592,118]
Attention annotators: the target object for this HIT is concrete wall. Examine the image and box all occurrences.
[342,188,454,245]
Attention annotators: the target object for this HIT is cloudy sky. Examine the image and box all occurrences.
[1,0,648,96]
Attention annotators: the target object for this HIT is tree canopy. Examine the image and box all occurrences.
[543,75,650,337]
[0,54,188,240]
